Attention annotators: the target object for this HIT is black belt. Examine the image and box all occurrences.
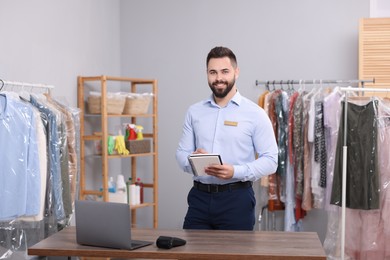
[193,181,252,193]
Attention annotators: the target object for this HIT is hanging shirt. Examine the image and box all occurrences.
[293,92,305,198]
[30,96,65,221]
[19,106,48,222]
[0,93,41,220]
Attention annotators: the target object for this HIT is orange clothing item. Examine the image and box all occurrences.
[258,90,269,108]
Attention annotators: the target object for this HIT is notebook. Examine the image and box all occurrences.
[188,154,223,176]
[74,200,152,250]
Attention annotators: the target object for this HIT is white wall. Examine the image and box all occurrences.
[120,0,370,242]
[371,0,390,17]
[0,0,121,106]
[0,0,370,244]
[0,1,122,228]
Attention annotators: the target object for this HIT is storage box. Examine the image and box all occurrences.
[87,91,126,115]
[123,93,152,115]
[125,139,151,154]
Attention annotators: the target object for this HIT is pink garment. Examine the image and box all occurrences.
[377,100,390,258]
[344,99,390,259]
[345,209,383,259]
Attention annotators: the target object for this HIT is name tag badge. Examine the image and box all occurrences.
[224,120,238,127]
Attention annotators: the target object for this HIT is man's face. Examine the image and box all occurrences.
[207,57,238,98]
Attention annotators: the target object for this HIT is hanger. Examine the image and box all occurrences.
[306,79,319,96]
[314,79,325,100]
[284,80,289,92]
[19,84,31,101]
[279,80,282,90]
[298,79,306,93]
[288,80,295,95]
[347,94,374,105]
[324,81,333,94]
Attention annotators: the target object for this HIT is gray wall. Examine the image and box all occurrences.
[0,0,121,105]
[0,0,370,244]
[120,0,370,242]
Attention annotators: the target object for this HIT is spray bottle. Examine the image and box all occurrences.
[128,124,137,140]
[135,125,144,140]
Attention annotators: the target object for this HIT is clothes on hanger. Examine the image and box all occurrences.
[331,100,379,210]
[0,82,80,259]
[0,92,41,220]
[259,84,390,259]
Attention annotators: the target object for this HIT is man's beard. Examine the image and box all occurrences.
[209,79,235,98]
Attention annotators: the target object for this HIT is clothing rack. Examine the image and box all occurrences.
[255,79,375,90]
[257,79,380,260]
[0,79,55,92]
[338,86,390,260]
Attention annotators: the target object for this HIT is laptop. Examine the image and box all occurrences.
[74,200,152,250]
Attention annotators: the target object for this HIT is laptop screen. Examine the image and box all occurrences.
[75,200,151,250]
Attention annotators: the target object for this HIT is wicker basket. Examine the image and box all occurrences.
[87,92,126,115]
[123,94,152,115]
[125,139,151,154]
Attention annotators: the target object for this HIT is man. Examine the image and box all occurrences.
[176,46,278,230]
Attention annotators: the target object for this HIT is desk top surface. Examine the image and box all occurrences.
[28,226,326,260]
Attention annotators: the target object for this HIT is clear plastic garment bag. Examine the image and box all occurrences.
[0,79,80,259]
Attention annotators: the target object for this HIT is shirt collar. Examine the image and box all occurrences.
[0,92,11,119]
[204,90,242,107]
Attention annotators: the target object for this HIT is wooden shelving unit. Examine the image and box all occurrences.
[77,75,158,228]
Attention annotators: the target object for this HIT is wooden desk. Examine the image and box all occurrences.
[28,226,326,259]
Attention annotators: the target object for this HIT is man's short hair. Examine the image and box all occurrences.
[206,46,237,68]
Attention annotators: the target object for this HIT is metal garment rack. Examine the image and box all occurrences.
[0,79,55,93]
[255,79,375,89]
[256,79,381,260]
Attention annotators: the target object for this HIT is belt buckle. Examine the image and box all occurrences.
[208,184,219,193]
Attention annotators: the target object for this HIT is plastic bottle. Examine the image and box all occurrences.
[126,177,138,205]
[108,176,116,193]
[134,184,140,205]
[135,178,144,204]
[131,183,137,205]
[126,177,132,204]
[116,174,127,193]
[128,124,137,140]
[135,125,144,140]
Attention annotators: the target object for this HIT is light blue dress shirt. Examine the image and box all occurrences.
[176,91,278,185]
[0,93,41,220]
